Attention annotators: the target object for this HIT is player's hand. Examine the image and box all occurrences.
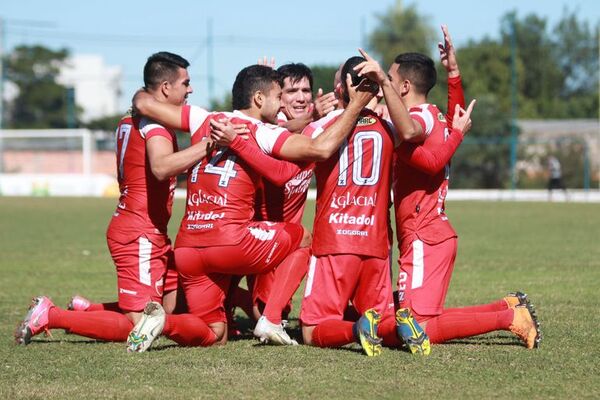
[372,103,390,120]
[346,73,376,109]
[439,25,460,77]
[452,99,476,135]
[354,48,388,86]
[258,56,276,69]
[313,88,338,118]
[131,88,154,117]
[209,118,249,146]
[284,110,313,133]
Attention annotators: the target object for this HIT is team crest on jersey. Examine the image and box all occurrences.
[357,116,377,126]
[437,112,446,122]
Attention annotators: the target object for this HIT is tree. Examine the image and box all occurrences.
[552,9,599,118]
[310,65,339,94]
[368,0,436,67]
[451,95,513,188]
[3,45,77,128]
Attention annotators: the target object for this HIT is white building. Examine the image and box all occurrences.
[58,55,122,123]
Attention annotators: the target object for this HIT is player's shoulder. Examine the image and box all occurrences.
[305,109,344,137]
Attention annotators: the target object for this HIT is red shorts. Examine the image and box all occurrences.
[397,237,457,320]
[174,221,303,277]
[180,272,231,324]
[300,254,393,326]
[107,234,172,312]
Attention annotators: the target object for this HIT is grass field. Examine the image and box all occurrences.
[1,197,599,399]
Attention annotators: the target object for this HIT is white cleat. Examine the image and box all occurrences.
[126,301,166,353]
[253,316,298,346]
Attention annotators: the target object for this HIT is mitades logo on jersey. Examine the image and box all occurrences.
[329,193,378,209]
[187,189,228,207]
[328,213,375,226]
[186,210,224,221]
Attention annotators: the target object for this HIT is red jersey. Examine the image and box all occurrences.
[310,109,395,259]
[107,113,177,245]
[393,103,457,253]
[255,128,314,225]
[175,107,297,248]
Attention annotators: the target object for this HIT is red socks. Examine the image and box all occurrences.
[86,302,121,312]
[311,320,355,347]
[443,299,508,315]
[162,314,217,347]
[263,247,310,324]
[424,309,514,344]
[377,315,402,347]
[48,308,133,341]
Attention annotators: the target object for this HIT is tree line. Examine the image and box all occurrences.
[2,4,597,187]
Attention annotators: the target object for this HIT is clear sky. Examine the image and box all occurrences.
[2,0,599,109]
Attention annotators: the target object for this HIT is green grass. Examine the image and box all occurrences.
[1,197,599,399]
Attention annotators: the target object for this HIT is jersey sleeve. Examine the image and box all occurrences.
[228,135,301,186]
[139,118,172,141]
[181,105,210,135]
[446,75,465,129]
[395,128,463,175]
[303,110,341,139]
[254,124,294,157]
[409,106,435,139]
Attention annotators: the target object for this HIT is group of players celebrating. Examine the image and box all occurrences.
[15,26,541,356]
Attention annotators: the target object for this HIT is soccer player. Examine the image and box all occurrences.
[245,62,338,323]
[14,52,236,349]
[385,26,541,350]
[286,55,397,356]
[130,64,375,347]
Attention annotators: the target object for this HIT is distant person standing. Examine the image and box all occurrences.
[547,155,566,200]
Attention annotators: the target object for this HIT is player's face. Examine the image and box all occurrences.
[281,76,312,119]
[168,67,193,106]
[262,82,283,124]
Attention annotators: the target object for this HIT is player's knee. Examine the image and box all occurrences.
[209,322,227,344]
[302,325,315,346]
[300,227,312,248]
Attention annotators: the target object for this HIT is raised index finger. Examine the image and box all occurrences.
[358,48,373,61]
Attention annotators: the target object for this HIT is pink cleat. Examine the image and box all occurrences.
[15,296,54,345]
[67,295,91,311]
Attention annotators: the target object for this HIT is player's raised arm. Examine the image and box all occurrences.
[439,25,465,128]
[355,48,425,144]
[276,73,375,162]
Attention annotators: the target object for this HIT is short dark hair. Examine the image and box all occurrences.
[232,65,281,110]
[277,63,313,90]
[393,53,436,95]
[143,52,190,90]
[340,56,367,103]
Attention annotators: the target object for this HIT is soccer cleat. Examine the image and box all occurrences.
[353,308,383,357]
[126,301,166,353]
[395,308,431,355]
[66,295,91,311]
[253,316,298,345]
[15,296,54,345]
[504,291,539,326]
[509,305,541,349]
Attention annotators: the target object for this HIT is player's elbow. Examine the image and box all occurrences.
[150,165,172,181]
[133,96,153,116]
[401,129,426,143]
